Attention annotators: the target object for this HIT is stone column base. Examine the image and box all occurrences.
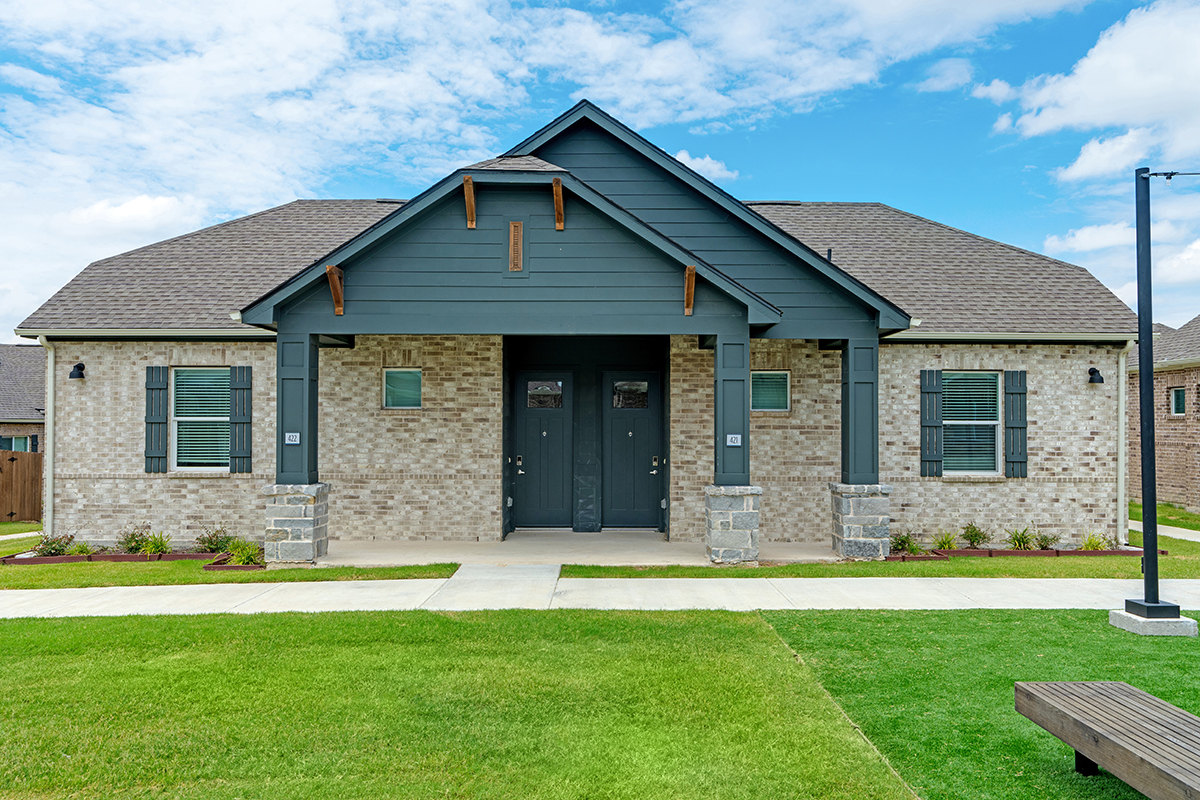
[830,483,891,559]
[704,485,762,563]
[263,483,330,563]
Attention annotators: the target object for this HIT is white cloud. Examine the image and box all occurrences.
[992,112,1013,133]
[915,58,973,92]
[1044,222,1134,254]
[1055,128,1156,182]
[675,150,739,181]
[972,78,1017,103]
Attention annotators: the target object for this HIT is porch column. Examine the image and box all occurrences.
[265,333,328,564]
[831,338,891,558]
[706,330,760,563]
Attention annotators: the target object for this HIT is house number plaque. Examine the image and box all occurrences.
[285,432,301,445]
[726,434,742,447]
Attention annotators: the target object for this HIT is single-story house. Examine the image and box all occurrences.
[0,344,45,452]
[1129,314,1200,511]
[17,101,1139,562]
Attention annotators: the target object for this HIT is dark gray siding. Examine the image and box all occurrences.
[533,120,877,339]
[279,185,747,336]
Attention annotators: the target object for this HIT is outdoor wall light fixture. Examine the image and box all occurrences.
[1088,367,1104,384]
[68,363,86,380]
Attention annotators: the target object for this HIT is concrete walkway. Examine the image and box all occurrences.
[1,566,1197,618]
[1130,520,1200,543]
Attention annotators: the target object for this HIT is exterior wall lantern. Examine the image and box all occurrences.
[68,363,86,380]
[1088,367,1104,384]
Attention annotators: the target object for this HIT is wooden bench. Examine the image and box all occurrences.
[1016,681,1200,800]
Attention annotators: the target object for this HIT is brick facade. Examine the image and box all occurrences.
[0,423,43,443]
[1127,366,1200,512]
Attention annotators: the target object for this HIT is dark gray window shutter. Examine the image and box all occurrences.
[920,369,943,477]
[30,435,37,453]
[229,366,252,473]
[145,366,168,473]
[1004,370,1027,478]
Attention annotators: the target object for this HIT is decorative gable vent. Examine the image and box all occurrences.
[509,221,523,272]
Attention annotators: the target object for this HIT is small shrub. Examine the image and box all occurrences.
[1034,530,1061,550]
[1079,530,1108,551]
[226,539,264,566]
[932,529,959,550]
[889,530,923,556]
[140,532,172,555]
[34,532,75,557]
[194,524,235,554]
[116,523,152,554]
[1004,526,1034,550]
[960,523,991,549]
[66,541,95,556]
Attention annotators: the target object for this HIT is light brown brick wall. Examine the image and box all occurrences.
[319,335,503,541]
[0,423,43,441]
[668,335,713,542]
[1127,366,1200,511]
[882,344,1124,545]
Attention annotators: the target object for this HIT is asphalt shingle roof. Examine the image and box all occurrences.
[464,155,565,172]
[18,197,1139,339]
[1132,313,1200,369]
[0,344,45,421]
[748,202,1138,336]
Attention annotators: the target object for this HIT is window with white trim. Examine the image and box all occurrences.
[750,371,790,411]
[1171,387,1186,416]
[942,372,1001,474]
[383,369,422,409]
[0,436,29,452]
[171,368,230,470]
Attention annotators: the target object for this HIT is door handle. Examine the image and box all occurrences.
[517,469,526,475]
[649,469,659,475]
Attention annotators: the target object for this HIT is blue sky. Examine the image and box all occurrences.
[3,0,1200,341]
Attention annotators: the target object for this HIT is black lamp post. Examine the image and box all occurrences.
[1125,166,1196,619]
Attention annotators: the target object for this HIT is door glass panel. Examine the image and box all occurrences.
[527,380,563,408]
[612,381,649,409]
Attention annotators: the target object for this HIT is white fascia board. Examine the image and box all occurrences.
[0,418,43,424]
[1128,356,1200,374]
[15,328,276,340]
[884,330,1138,343]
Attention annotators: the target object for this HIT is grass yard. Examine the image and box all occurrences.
[562,531,1200,579]
[0,611,912,800]
[767,608,1200,800]
[0,521,41,537]
[1131,501,1200,532]
[0,558,456,589]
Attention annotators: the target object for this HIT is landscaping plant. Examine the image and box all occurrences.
[960,522,991,549]
[33,532,75,557]
[931,529,958,550]
[1079,530,1108,551]
[1034,529,1061,550]
[65,542,95,556]
[116,523,152,554]
[226,539,265,566]
[140,532,172,555]
[1003,526,1034,550]
[889,530,923,555]
[193,524,235,553]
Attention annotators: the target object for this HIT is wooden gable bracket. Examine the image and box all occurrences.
[463,175,476,229]
[683,265,696,316]
[552,177,564,231]
[326,265,344,315]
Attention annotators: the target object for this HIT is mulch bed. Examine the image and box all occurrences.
[885,547,1168,562]
[0,552,227,566]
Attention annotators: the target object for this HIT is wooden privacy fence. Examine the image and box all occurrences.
[0,450,42,523]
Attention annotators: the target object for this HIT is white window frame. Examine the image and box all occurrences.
[1171,387,1186,416]
[382,368,422,410]
[942,371,1003,476]
[750,370,791,412]
[169,367,230,473]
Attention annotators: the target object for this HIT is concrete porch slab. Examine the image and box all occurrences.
[319,529,838,567]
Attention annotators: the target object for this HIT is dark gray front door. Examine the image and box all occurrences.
[602,371,662,527]
[513,372,573,526]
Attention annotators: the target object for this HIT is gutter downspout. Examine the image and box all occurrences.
[37,336,54,538]
[1117,339,1135,546]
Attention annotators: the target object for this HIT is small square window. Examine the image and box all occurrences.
[751,371,790,411]
[527,380,563,408]
[384,369,422,409]
[1171,387,1186,416]
[0,436,29,452]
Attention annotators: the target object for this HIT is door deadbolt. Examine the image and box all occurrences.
[652,456,659,466]
[516,455,522,466]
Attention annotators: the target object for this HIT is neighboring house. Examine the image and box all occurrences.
[0,344,45,452]
[16,102,1139,562]
[1129,314,1200,511]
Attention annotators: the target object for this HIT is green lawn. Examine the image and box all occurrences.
[0,536,41,558]
[0,611,913,800]
[767,608,1200,800]
[561,532,1200,579]
[0,521,41,537]
[1131,501,1200,532]
[0,558,456,589]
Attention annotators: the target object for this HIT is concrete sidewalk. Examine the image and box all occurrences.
[1130,520,1200,543]
[1,566,1198,618]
